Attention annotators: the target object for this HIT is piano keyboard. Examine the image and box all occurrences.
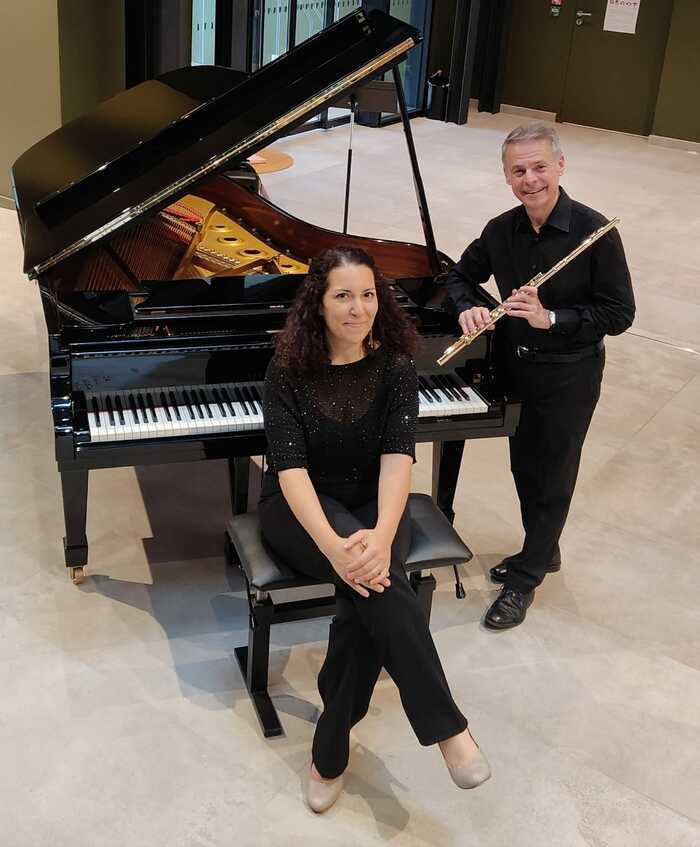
[84,375,488,443]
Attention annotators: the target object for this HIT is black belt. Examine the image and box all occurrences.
[514,339,604,363]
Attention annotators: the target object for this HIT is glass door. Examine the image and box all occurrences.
[262,1,291,65]
[296,1,331,45]
[388,0,428,112]
[333,1,430,121]
[327,2,363,123]
[255,1,431,133]
[191,0,217,66]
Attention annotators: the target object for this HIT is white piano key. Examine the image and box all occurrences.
[132,391,151,436]
[96,394,117,441]
[209,385,230,427]
[166,389,193,436]
[432,376,471,415]
[173,387,197,435]
[180,387,207,433]
[197,387,226,433]
[151,400,171,438]
[117,391,138,439]
[194,387,219,432]
[209,389,232,433]
[157,390,179,438]
[124,392,140,432]
[450,375,488,413]
[241,382,264,428]
[145,392,162,437]
[86,394,101,441]
[105,393,125,440]
[141,391,162,438]
[230,385,254,430]
[109,394,125,440]
[218,385,247,432]
[189,385,219,433]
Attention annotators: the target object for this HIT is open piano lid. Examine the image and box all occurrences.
[12,10,420,279]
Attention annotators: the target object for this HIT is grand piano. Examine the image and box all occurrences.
[12,10,519,584]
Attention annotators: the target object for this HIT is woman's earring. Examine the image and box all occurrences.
[367,328,374,349]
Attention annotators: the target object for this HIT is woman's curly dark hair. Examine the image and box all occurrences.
[273,247,419,373]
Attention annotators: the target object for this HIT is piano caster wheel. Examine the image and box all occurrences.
[70,566,86,585]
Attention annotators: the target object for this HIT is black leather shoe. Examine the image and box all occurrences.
[484,587,534,630]
[489,551,561,584]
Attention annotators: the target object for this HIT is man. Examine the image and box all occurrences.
[444,122,634,630]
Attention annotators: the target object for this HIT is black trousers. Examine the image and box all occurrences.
[438,347,604,594]
[258,492,468,779]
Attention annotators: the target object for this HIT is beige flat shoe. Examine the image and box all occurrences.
[441,730,492,790]
[446,749,491,789]
[306,767,343,813]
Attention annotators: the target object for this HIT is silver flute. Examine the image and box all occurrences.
[437,217,621,367]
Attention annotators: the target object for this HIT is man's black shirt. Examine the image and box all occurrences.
[445,188,635,352]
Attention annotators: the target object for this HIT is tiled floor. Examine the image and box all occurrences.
[1,111,698,846]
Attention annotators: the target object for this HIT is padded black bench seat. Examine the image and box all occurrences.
[225,493,472,737]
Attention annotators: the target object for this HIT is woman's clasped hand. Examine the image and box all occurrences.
[343,528,392,591]
[319,531,391,597]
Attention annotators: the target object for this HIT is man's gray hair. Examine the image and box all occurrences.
[501,122,563,164]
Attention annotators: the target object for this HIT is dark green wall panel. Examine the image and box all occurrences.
[500,1,575,114]
[652,0,700,143]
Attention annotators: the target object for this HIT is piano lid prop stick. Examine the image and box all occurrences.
[437,218,620,367]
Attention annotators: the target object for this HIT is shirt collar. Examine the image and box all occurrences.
[516,188,571,234]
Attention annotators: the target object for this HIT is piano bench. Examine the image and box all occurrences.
[224,493,472,738]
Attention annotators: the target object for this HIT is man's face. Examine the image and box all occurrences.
[503,139,565,217]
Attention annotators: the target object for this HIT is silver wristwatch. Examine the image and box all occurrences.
[548,310,556,329]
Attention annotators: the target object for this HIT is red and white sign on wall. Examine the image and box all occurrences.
[603,0,641,34]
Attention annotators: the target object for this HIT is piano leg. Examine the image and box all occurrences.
[432,440,465,525]
[228,456,250,515]
[60,469,89,582]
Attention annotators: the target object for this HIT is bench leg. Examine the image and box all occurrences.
[410,571,437,624]
[235,594,284,738]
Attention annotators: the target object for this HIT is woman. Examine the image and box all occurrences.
[259,247,490,813]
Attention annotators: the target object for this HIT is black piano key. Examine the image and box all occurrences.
[145,392,158,423]
[91,397,101,426]
[198,388,213,418]
[184,389,203,419]
[241,385,258,413]
[430,378,451,406]
[433,374,458,401]
[211,387,227,416]
[105,394,116,426]
[233,386,250,415]
[160,391,172,422]
[418,376,438,402]
[136,393,149,424]
[128,393,141,424]
[168,390,182,421]
[445,374,470,401]
[177,390,193,420]
[220,386,236,416]
[114,394,125,425]
[250,385,264,415]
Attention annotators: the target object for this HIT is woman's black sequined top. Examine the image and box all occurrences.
[261,347,418,507]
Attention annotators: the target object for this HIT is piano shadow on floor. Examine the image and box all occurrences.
[88,458,330,720]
